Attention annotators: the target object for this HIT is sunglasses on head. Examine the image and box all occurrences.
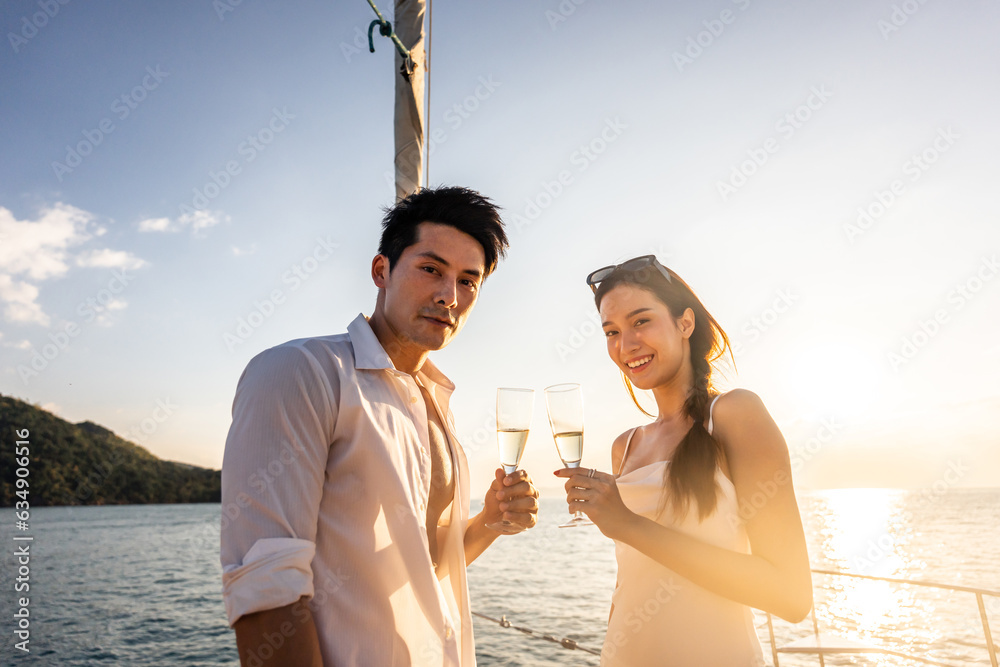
[586,255,673,294]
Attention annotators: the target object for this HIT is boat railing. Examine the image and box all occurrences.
[764,568,1000,667]
[471,611,602,657]
[474,568,999,664]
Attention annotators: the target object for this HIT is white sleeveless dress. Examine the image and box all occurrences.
[602,395,765,667]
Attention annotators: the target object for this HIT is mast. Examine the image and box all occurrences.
[392,0,426,200]
[365,0,426,200]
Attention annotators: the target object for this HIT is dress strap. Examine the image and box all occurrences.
[707,393,723,436]
[617,427,641,476]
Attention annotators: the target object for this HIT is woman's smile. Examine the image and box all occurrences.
[625,354,654,372]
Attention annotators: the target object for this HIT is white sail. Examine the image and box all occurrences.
[393,0,425,201]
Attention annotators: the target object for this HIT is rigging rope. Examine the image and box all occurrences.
[364,0,414,75]
[471,611,602,657]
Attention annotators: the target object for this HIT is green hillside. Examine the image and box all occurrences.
[1,394,220,506]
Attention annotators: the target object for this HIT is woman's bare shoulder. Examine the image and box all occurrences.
[714,388,766,416]
[713,388,787,459]
[610,427,638,473]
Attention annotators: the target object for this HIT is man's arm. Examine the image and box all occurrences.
[464,509,502,564]
[233,597,323,667]
[221,344,339,662]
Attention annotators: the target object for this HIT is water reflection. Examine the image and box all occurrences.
[805,489,960,666]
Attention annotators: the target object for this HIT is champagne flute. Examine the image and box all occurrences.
[544,383,593,528]
[485,388,534,534]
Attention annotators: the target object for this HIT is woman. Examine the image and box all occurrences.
[554,255,812,666]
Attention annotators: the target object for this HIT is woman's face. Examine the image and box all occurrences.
[599,283,694,391]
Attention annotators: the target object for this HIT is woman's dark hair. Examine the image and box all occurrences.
[594,263,734,521]
[378,186,508,277]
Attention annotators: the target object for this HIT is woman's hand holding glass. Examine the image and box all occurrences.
[552,466,634,539]
[544,383,595,528]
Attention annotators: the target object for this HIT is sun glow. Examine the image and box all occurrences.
[812,489,946,662]
[822,488,905,576]
[780,338,885,421]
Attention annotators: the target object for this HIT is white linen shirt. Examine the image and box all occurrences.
[220,314,475,666]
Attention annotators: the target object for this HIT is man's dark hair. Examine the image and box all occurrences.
[378,186,508,277]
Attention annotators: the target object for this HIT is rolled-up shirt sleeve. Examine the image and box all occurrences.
[220,343,338,626]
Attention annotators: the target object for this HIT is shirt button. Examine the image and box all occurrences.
[444,626,453,639]
[410,395,418,404]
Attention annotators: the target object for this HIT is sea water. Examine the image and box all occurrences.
[1,489,997,665]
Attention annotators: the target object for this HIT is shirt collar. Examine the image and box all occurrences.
[346,314,457,398]
[347,314,395,370]
[416,356,456,400]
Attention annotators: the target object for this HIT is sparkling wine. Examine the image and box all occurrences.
[553,430,583,466]
[497,429,529,472]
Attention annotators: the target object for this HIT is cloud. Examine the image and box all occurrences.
[0,275,47,325]
[75,248,147,270]
[88,296,129,327]
[180,209,226,233]
[137,217,173,232]
[232,243,257,256]
[0,204,94,280]
[0,204,147,326]
[137,209,228,235]
[0,331,32,350]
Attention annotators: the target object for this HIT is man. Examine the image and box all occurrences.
[220,186,539,666]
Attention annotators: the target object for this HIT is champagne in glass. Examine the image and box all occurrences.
[486,388,534,534]
[553,430,583,466]
[498,428,530,474]
[544,383,593,528]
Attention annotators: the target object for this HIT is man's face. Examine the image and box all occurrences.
[375,222,486,353]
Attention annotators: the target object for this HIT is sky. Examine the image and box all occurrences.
[1,0,998,493]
